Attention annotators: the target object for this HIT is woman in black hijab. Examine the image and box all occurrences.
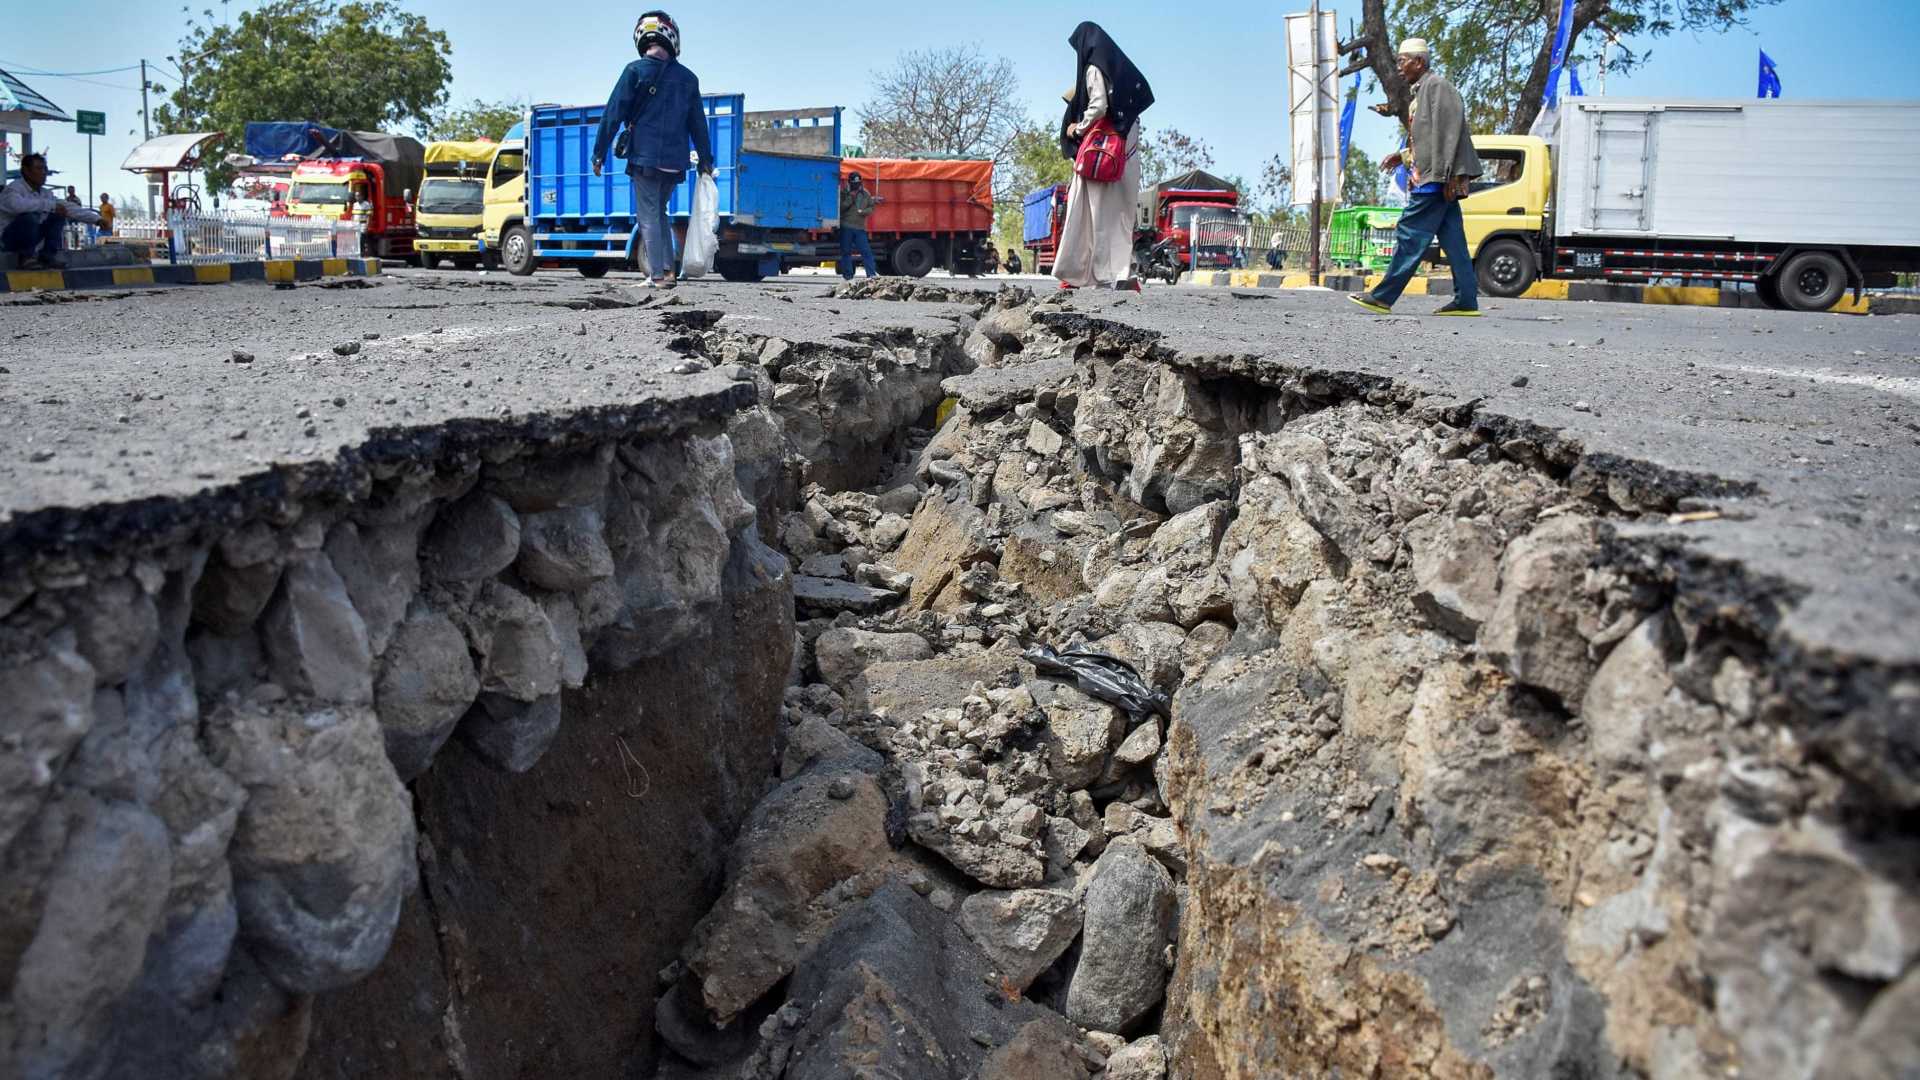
[1054,22,1155,291]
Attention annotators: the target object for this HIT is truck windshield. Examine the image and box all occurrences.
[292,182,351,206]
[419,178,485,215]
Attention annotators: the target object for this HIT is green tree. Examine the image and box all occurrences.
[429,99,525,143]
[991,119,1072,260]
[1341,147,1383,206]
[153,0,453,190]
[1342,0,1783,133]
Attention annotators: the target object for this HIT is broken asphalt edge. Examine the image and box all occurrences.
[0,380,757,584]
[1183,268,1913,316]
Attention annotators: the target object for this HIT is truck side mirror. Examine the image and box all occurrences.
[403,189,413,204]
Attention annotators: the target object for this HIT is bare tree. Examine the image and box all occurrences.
[1141,128,1215,185]
[858,45,1025,169]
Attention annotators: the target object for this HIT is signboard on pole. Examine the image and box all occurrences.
[76,110,106,136]
[1285,9,1340,207]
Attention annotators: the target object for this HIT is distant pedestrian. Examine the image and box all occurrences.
[1005,248,1023,275]
[1351,39,1483,317]
[1054,22,1153,291]
[592,10,715,288]
[837,171,881,279]
[1232,238,1247,269]
[1266,231,1287,270]
[97,194,115,236]
[981,245,1000,274]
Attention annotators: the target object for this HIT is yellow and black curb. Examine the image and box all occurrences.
[2,257,383,294]
[1184,269,1912,316]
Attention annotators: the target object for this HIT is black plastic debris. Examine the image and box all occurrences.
[1023,644,1171,721]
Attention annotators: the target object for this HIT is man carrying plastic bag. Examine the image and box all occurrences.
[590,10,713,289]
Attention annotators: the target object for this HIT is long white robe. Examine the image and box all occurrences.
[1053,66,1142,288]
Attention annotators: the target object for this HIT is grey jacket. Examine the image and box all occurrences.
[1409,71,1482,185]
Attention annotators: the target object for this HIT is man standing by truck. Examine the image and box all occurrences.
[1351,39,1483,317]
[838,172,881,279]
[592,10,714,288]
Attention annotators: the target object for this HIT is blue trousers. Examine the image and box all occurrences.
[1373,188,1477,309]
[630,170,681,278]
[839,228,877,279]
[2,213,64,260]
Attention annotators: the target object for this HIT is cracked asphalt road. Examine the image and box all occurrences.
[3,266,1915,668]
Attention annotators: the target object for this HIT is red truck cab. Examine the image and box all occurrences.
[1140,171,1244,271]
[286,160,418,260]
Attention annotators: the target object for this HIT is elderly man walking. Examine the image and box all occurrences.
[1351,39,1484,316]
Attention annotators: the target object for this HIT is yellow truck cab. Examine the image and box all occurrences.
[478,124,528,274]
[414,140,498,269]
[1457,134,1553,297]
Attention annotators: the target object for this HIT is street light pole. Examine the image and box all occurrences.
[140,59,153,215]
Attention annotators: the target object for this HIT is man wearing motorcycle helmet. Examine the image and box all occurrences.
[592,10,715,287]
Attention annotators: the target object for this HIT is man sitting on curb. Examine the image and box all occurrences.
[1351,39,1483,317]
[1,155,97,269]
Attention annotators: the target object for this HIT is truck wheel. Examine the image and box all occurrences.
[502,225,535,277]
[1778,250,1845,312]
[1755,275,1788,310]
[716,259,763,283]
[1476,238,1537,298]
[892,238,936,278]
[576,264,610,279]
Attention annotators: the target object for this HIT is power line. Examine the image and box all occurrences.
[0,60,146,77]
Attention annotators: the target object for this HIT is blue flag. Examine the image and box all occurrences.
[1338,72,1359,173]
[1542,0,1577,109]
[1569,66,1585,97]
[1758,49,1782,98]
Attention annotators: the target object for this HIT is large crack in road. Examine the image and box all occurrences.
[0,271,1915,1080]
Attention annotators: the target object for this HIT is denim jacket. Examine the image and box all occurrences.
[592,56,714,176]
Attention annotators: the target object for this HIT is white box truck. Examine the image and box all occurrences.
[1457,98,1920,311]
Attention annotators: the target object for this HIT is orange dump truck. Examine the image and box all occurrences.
[821,158,994,277]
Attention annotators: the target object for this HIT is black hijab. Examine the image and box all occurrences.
[1059,22,1155,159]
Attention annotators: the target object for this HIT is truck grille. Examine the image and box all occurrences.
[417,225,476,240]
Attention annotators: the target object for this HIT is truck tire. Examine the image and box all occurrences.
[1476,238,1537,298]
[891,238,936,278]
[1755,275,1788,310]
[716,259,763,283]
[576,263,610,279]
[502,225,535,277]
[1778,250,1845,312]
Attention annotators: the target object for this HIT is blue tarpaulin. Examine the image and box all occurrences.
[1023,185,1061,245]
[243,121,342,161]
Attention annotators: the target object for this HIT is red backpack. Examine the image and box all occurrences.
[1073,118,1129,184]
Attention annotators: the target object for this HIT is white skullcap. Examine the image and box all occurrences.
[1398,38,1431,57]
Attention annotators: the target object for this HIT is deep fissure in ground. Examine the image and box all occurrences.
[2,283,1913,1080]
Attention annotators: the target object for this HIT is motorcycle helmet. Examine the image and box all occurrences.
[634,11,681,57]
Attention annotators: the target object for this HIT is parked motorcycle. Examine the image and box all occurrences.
[1133,232,1182,285]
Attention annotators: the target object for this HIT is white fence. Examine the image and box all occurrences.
[110,211,362,263]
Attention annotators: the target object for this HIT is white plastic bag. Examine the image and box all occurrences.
[680,172,720,278]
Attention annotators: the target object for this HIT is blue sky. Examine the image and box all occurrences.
[8,0,1919,207]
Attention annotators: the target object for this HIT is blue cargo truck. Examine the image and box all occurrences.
[514,95,841,281]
